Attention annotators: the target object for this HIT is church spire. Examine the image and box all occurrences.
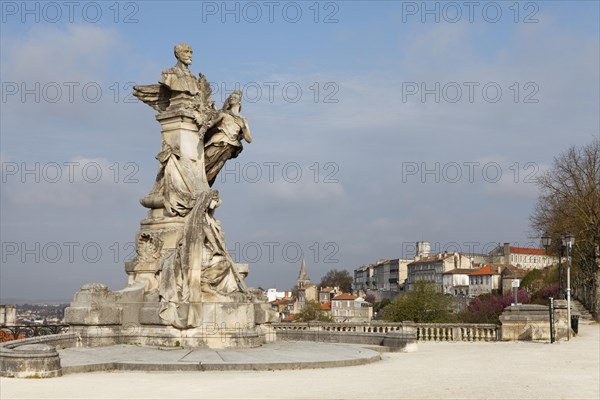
[296,258,310,289]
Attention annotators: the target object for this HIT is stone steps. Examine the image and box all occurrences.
[572,299,595,324]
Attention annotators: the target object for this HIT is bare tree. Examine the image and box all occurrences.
[318,269,353,292]
[530,138,600,317]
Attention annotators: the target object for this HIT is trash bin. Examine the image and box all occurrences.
[571,315,580,334]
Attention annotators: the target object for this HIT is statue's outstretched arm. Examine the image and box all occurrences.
[241,118,252,143]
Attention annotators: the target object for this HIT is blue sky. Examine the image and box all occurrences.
[1,0,599,301]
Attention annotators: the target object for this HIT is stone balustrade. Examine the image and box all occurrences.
[273,321,409,333]
[272,322,499,342]
[414,323,499,342]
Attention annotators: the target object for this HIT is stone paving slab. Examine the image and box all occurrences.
[58,342,381,373]
[1,324,598,399]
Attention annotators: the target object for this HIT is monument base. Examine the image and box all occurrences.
[67,325,272,349]
[64,282,277,349]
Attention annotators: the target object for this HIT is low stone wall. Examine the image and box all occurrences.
[272,322,418,352]
[273,322,500,344]
[0,333,77,378]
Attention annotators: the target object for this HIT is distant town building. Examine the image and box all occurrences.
[353,258,411,300]
[469,265,502,296]
[270,298,294,320]
[318,287,341,304]
[489,243,558,270]
[331,293,372,323]
[354,241,484,297]
[406,250,472,292]
[266,288,293,303]
[353,240,558,299]
[442,269,472,296]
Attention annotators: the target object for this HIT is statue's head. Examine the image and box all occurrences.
[174,43,193,66]
[223,90,243,111]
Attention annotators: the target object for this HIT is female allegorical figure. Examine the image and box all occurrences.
[204,90,253,186]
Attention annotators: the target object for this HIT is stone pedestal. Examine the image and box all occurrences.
[65,282,277,349]
[553,300,572,340]
[127,112,205,292]
[499,303,571,341]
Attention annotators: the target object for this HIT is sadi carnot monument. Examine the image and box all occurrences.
[65,43,277,348]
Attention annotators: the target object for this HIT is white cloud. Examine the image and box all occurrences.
[1,156,142,208]
[2,25,121,83]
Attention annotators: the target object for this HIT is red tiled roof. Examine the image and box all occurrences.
[282,313,297,322]
[509,247,546,256]
[471,265,501,276]
[332,293,357,300]
[320,302,331,310]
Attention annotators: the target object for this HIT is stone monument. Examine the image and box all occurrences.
[65,43,276,348]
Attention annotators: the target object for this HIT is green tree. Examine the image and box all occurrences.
[295,301,333,322]
[530,138,600,316]
[380,281,456,323]
[520,269,544,293]
[318,269,353,292]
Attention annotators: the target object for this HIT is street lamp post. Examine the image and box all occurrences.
[541,233,565,299]
[541,233,555,343]
[562,234,575,340]
[558,242,565,299]
[541,232,552,264]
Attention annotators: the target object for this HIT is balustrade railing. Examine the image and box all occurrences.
[0,325,69,342]
[272,321,407,333]
[414,323,499,342]
[272,322,499,342]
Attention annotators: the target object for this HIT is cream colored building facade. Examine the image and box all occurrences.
[331,293,372,323]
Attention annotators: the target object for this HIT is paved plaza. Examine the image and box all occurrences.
[57,341,382,372]
[1,323,598,400]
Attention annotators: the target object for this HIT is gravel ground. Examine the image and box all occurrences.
[1,323,598,400]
